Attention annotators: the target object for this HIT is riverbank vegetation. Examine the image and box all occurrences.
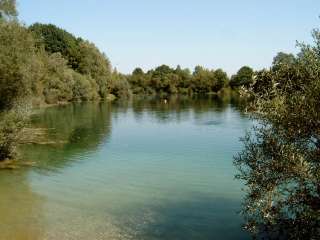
[234,30,320,239]
[127,65,230,96]
[0,0,127,162]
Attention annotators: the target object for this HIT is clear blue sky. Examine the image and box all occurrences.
[18,0,320,75]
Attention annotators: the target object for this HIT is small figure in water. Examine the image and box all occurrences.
[164,99,167,104]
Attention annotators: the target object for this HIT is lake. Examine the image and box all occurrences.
[0,96,252,240]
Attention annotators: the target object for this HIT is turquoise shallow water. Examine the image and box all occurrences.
[0,97,252,240]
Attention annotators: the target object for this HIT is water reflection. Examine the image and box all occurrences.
[1,96,251,239]
[21,102,113,172]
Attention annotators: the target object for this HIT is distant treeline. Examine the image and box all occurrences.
[129,65,256,96]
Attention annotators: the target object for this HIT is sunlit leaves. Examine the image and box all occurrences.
[235,30,320,239]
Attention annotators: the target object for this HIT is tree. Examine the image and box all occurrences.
[29,23,81,70]
[175,65,191,94]
[0,9,119,161]
[109,69,131,98]
[128,64,229,95]
[30,23,113,99]
[42,53,75,104]
[234,30,320,239]
[132,67,144,75]
[230,66,254,88]
[150,65,176,94]
[272,52,296,66]
[213,69,229,92]
[77,40,112,98]
[0,21,40,109]
[272,52,296,70]
[0,0,17,19]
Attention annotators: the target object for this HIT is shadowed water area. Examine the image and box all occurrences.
[0,97,252,240]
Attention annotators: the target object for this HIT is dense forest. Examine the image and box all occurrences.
[128,65,229,95]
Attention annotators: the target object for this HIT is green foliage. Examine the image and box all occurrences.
[72,72,99,101]
[129,67,154,95]
[230,66,254,88]
[128,65,229,96]
[272,52,296,71]
[42,53,75,104]
[0,0,17,19]
[29,23,81,69]
[77,40,112,98]
[234,30,320,239]
[109,70,131,98]
[192,66,229,93]
[0,106,29,160]
[30,23,113,99]
[0,21,38,109]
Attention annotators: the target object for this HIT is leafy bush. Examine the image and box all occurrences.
[0,106,29,160]
[72,72,99,101]
[0,21,38,109]
[42,53,74,104]
[234,30,320,239]
[109,71,131,98]
[77,41,112,98]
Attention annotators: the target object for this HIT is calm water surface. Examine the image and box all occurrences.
[0,97,252,240]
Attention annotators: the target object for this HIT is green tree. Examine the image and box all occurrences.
[213,69,229,92]
[0,0,17,19]
[29,23,81,69]
[30,23,113,99]
[230,66,254,88]
[77,40,112,98]
[0,106,28,160]
[234,30,320,239]
[42,53,75,104]
[109,69,131,98]
[272,52,296,71]
[72,72,99,101]
[0,21,40,109]
[175,65,192,94]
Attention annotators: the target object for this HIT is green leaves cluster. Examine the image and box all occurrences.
[0,21,36,109]
[0,106,28,160]
[229,66,254,88]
